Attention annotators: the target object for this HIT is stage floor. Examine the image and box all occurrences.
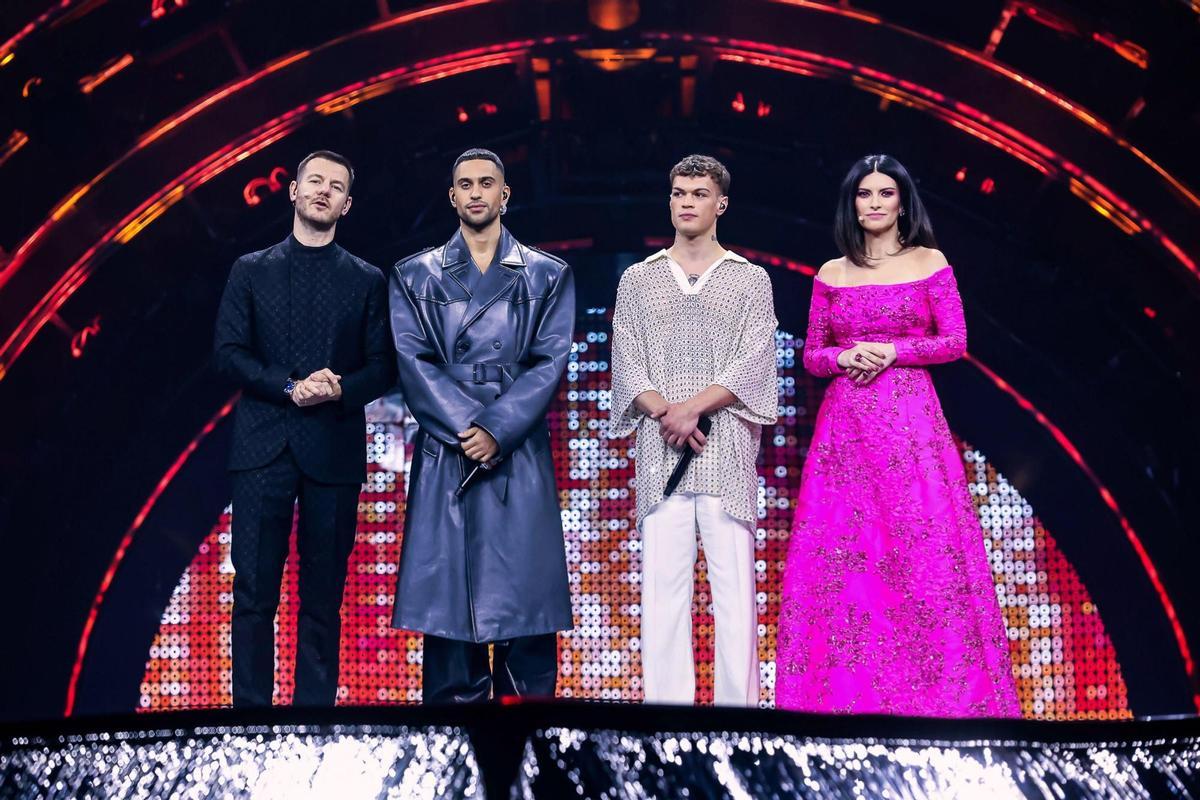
[3,702,1198,799]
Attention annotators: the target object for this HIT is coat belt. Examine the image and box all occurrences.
[441,362,525,388]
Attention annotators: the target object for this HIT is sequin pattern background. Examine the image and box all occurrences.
[139,310,1130,718]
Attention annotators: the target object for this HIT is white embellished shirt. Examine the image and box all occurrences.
[608,249,779,524]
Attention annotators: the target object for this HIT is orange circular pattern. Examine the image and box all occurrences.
[140,316,1130,718]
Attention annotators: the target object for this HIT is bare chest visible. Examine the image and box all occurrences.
[639,263,750,325]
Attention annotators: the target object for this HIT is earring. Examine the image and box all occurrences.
[899,208,906,216]
[500,204,507,215]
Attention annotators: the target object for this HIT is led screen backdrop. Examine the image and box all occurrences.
[140,312,1130,718]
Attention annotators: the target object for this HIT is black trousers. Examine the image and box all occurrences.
[230,446,360,707]
[422,633,558,703]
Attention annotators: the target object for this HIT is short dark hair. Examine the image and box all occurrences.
[669,154,731,195]
[452,148,505,183]
[833,154,937,267]
[297,150,355,191]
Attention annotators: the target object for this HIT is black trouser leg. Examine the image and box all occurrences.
[422,634,492,704]
[293,476,361,706]
[493,633,559,700]
[231,450,300,708]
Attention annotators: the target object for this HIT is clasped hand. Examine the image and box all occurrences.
[837,342,897,385]
[458,426,499,463]
[291,368,343,407]
[653,401,707,454]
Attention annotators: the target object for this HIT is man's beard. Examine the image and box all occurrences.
[457,205,499,231]
[296,202,338,231]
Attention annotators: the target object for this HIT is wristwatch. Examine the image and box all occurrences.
[284,377,297,395]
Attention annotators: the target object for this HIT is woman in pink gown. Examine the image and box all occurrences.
[775,155,1019,717]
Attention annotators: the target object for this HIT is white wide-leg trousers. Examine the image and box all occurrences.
[640,492,759,706]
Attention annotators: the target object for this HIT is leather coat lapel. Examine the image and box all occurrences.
[442,231,471,294]
[440,231,472,351]
[456,226,522,338]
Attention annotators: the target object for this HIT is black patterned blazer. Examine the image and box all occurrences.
[213,235,396,483]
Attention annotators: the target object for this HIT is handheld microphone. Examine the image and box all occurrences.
[664,416,713,498]
[455,459,497,498]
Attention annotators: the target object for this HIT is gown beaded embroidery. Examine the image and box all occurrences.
[775,266,1021,717]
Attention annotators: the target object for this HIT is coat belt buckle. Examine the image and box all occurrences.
[472,363,487,384]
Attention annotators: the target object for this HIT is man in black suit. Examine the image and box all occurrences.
[214,150,395,707]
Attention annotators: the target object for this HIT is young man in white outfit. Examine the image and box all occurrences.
[609,154,778,706]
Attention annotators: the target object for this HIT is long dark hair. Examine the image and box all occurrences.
[833,154,937,266]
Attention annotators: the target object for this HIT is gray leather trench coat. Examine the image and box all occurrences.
[388,227,575,642]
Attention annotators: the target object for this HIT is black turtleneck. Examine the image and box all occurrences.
[287,233,340,377]
[286,233,337,259]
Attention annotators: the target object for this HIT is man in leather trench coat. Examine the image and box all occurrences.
[389,149,575,702]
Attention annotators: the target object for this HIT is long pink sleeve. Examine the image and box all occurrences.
[802,281,845,377]
[893,267,967,366]
[777,259,1019,718]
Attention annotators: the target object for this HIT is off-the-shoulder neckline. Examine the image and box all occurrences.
[814,264,953,289]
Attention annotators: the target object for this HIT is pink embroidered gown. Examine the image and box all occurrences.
[775,266,1020,717]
